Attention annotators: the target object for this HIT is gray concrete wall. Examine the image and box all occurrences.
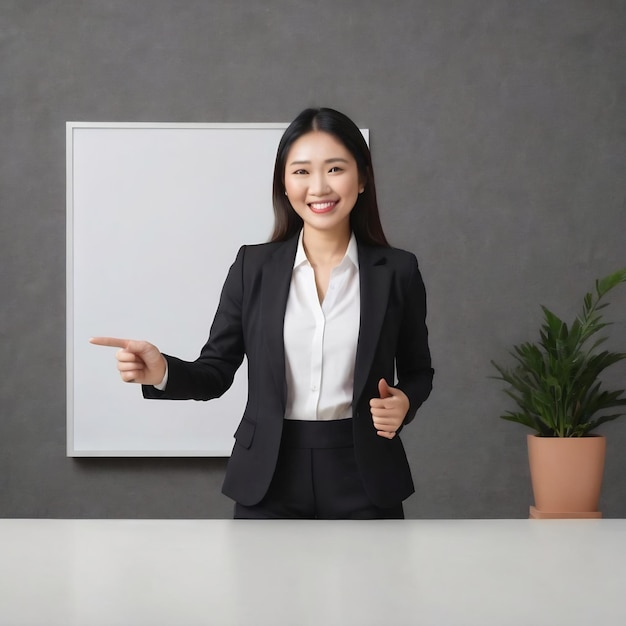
[1,0,624,518]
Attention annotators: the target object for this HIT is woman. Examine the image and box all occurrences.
[91,107,434,519]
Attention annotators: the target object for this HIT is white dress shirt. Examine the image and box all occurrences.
[283,232,360,421]
[156,232,361,422]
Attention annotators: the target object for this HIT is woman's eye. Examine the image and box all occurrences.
[329,166,343,173]
[293,169,308,175]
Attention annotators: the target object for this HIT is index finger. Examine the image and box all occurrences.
[89,337,131,349]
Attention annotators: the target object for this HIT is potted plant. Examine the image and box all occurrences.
[492,268,626,518]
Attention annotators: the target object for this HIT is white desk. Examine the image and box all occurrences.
[1,519,624,625]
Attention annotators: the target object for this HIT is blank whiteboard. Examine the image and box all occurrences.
[67,123,286,456]
[67,122,369,457]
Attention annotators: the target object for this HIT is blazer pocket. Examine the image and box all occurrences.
[233,417,255,449]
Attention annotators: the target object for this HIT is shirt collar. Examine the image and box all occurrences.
[293,230,359,270]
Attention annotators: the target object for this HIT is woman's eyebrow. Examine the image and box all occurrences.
[288,157,350,166]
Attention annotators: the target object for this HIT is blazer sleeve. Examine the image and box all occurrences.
[142,246,246,401]
[395,254,434,426]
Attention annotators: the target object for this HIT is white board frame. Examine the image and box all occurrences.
[66,122,288,456]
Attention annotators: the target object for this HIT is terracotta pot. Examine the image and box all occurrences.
[527,434,606,514]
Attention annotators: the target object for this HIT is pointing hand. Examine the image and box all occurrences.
[89,337,166,386]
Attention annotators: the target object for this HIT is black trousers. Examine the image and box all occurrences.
[234,418,404,520]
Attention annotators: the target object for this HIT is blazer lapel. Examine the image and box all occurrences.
[260,235,299,408]
[353,243,391,405]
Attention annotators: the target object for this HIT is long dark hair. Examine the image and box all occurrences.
[270,107,389,247]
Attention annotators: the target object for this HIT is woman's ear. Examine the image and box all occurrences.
[359,169,369,194]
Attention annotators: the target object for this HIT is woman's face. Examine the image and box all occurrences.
[284,131,363,238]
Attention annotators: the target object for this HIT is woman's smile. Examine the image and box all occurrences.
[308,200,338,214]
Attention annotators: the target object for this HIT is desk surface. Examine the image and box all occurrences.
[1,519,625,626]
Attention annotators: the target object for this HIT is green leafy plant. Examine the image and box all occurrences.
[492,268,626,437]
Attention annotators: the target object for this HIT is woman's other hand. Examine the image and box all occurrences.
[369,378,410,439]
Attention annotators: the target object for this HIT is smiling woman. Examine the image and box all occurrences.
[91,107,434,520]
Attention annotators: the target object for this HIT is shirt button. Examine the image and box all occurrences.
[311,385,318,391]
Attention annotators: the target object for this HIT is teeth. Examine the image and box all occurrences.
[310,202,335,210]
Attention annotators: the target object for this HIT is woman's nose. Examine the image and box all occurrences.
[310,173,331,195]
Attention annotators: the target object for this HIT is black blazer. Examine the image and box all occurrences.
[144,234,433,507]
